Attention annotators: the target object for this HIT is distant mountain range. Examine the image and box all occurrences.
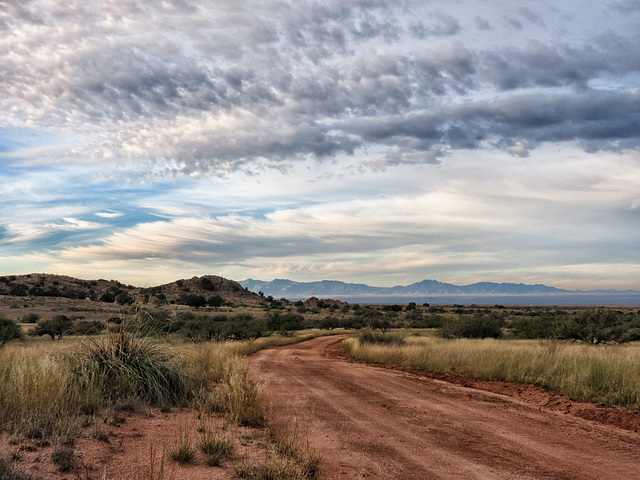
[239,278,640,304]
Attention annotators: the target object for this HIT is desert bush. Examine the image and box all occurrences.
[222,314,268,340]
[0,458,44,480]
[71,330,193,405]
[554,309,624,344]
[99,292,116,303]
[267,311,304,335]
[0,317,23,349]
[67,320,106,336]
[22,313,40,323]
[439,313,504,339]
[357,329,405,346]
[116,292,134,305]
[182,314,228,342]
[51,447,75,472]
[235,457,320,480]
[132,309,189,336]
[408,313,444,329]
[207,294,225,308]
[508,309,640,343]
[509,314,556,339]
[180,294,207,308]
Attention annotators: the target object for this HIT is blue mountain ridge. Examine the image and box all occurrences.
[239,278,638,300]
[238,278,640,299]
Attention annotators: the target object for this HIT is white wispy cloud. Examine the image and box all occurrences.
[95,211,124,218]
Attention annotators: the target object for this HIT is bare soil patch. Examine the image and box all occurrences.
[1,407,272,480]
[250,335,640,480]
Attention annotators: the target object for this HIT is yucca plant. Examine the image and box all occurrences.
[71,330,192,406]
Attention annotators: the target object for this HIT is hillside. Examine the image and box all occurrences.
[0,273,264,307]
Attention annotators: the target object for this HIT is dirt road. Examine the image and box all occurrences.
[248,335,640,480]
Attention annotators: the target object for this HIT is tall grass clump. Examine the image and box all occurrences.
[71,330,193,406]
[343,334,640,410]
[190,337,309,427]
[0,344,84,439]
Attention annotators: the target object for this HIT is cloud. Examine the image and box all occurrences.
[506,142,530,157]
[44,218,104,231]
[0,0,638,175]
[410,14,461,39]
[1,0,640,291]
[95,211,124,218]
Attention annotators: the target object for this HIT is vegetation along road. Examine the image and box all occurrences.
[249,335,640,480]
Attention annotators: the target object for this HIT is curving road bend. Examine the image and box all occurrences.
[248,335,640,480]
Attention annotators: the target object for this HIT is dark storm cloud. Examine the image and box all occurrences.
[343,88,640,153]
[611,0,640,12]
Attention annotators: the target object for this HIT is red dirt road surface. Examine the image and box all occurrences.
[248,335,640,480]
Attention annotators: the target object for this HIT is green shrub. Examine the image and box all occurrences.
[67,320,106,336]
[267,311,304,334]
[182,315,225,342]
[22,313,40,323]
[357,329,405,346]
[509,315,556,339]
[223,314,268,340]
[0,317,23,348]
[554,309,625,344]
[439,313,504,339]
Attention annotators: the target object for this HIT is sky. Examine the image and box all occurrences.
[1,0,639,290]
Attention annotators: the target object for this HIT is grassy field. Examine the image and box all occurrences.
[344,330,640,410]
[2,295,639,478]
[0,325,328,479]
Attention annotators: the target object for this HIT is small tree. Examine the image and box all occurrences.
[0,318,22,349]
[207,294,225,309]
[31,315,73,341]
[180,294,207,308]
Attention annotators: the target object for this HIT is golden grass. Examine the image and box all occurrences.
[343,333,640,410]
[0,343,86,439]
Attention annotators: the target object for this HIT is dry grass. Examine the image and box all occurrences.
[343,333,640,409]
[168,429,196,464]
[0,328,328,479]
[0,343,86,439]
